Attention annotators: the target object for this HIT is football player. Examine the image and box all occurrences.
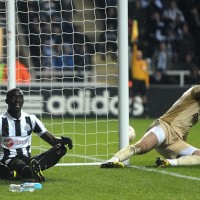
[0,88,73,181]
[101,85,200,168]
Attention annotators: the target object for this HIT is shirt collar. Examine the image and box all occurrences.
[5,110,24,121]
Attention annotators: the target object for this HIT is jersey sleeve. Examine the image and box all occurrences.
[30,114,47,136]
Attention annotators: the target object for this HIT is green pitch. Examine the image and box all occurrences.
[1,118,200,200]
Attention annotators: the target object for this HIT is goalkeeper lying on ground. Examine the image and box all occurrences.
[0,88,73,182]
[101,84,200,168]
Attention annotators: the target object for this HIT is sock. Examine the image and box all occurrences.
[114,145,141,162]
[167,159,178,166]
[177,155,200,166]
[107,156,119,162]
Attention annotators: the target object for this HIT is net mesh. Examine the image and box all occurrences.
[0,0,119,165]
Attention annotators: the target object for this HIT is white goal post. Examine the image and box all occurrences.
[0,0,129,166]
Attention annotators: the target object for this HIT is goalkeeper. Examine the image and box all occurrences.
[0,88,73,182]
[101,85,200,168]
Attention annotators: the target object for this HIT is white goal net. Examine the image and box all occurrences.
[0,0,120,165]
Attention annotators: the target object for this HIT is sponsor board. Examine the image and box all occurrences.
[0,86,188,118]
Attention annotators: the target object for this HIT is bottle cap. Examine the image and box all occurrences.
[35,183,42,189]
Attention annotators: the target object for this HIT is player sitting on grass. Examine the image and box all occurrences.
[101,85,200,168]
[0,88,73,182]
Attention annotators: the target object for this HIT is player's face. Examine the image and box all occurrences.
[137,50,142,60]
[6,89,24,112]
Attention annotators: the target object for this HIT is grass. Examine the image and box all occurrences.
[1,118,200,200]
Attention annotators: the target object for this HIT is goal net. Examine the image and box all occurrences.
[0,0,120,165]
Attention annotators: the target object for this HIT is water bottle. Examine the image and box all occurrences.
[9,184,23,192]
[23,182,42,190]
[9,183,42,192]
[21,183,36,192]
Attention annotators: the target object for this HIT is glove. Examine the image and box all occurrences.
[61,136,73,150]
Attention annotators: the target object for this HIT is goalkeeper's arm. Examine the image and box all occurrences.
[40,131,73,150]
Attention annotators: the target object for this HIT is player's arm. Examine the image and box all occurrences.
[40,131,73,150]
[32,115,73,149]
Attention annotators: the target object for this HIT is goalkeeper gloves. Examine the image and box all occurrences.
[61,136,73,150]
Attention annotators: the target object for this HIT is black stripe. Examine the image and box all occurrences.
[16,148,23,156]
[3,148,10,160]
[25,117,32,135]
[33,122,43,133]
[2,118,9,137]
[26,145,31,157]
[15,120,21,136]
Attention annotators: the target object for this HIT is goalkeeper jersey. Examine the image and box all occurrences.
[159,85,200,139]
[0,111,47,161]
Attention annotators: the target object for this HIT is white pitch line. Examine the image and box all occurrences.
[128,165,200,181]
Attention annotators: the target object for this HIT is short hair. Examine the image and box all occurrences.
[6,88,23,99]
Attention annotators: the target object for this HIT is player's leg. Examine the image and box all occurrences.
[30,144,66,182]
[30,159,46,182]
[131,79,139,112]
[7,158,32,179]
[2,157,46,182]
[140,81,148,117]
[0,162,16,180]
[101,126,166,168]
[33,143,67,171]
[176,150,200,165]
[156,144,200,167]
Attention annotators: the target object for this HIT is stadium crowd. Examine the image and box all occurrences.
[16,0,93,82]
[128,0,200,84]
[94,0,200,85]
[0,0,200,84]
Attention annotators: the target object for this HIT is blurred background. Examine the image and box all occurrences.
[0,0,200,118]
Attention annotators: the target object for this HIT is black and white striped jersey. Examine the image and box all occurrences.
[0,111,47,161]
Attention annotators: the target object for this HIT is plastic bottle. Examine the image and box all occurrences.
[23,182,42,190]
[21,183,36,192]
[9,183,42,192]
[9,184,24,192]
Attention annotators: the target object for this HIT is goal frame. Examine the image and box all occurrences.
[6,0,129,166]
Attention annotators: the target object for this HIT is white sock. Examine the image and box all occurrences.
[107,156,119,162]
[177,155,200,166]
[167,159,178,166]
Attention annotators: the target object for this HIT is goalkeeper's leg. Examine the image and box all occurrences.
[157,147,200,167]
[33,143,67,171]
[101,127,165,168]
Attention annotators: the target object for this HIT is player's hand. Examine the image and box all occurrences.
[61,136,73,150]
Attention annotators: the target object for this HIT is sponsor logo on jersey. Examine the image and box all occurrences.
[3,138,14,148]
[2,137,29,148]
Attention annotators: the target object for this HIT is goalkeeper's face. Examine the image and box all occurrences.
[6,88,24,112]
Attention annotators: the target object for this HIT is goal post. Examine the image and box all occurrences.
[1,0,129,166]
[7,0,16,89]
[118,0,129,164]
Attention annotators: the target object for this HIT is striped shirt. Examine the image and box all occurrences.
[0,111,47,161]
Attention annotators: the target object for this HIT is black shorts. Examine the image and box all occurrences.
[132,79,147,96]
